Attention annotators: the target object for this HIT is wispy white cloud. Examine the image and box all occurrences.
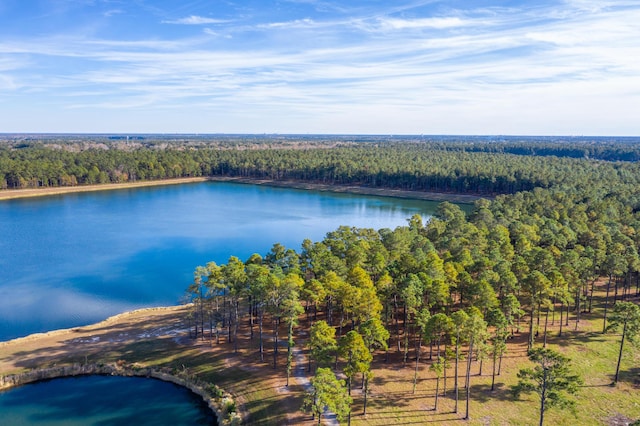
[375,16,472,30]
[262,18,317,29]
[103,9,123,18]
[0,0,639,134]
[203,28,232,38]
[162,15,229,25]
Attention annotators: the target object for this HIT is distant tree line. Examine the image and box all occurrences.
[2,138,640,199]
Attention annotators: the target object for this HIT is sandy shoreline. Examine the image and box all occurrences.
[0,177,210,200]
[0,305,189,372]
[0,176,485,203]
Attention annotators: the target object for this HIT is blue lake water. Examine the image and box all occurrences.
[0,375,216,425]
[0,181,444,341]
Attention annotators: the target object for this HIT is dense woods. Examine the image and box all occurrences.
[165,134,637,424]
[183,186,640,422]
[3,135,640,424]
[2,136,640,198]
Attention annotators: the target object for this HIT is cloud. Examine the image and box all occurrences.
[103,9,123,18]
[262,18,317,29]
[203,28,232,38]
[376,16,471,30]
[1,1,639,134]
[162,15,229,25]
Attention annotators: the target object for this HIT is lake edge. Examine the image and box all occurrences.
[0,176,486,203]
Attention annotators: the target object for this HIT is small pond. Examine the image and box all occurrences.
[0,375,216,425]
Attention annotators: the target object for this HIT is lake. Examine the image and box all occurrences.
[0,375,216,425]
[0,181,446,341]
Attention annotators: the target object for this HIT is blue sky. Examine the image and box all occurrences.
[1,0,639,135]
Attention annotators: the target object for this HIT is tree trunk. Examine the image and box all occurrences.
[273,316,279,369]
[454,334,460,413]
[200,286,205,341]
[234,300,240,354]
[286,320,294,386]
[528,306,536,350]
[540,365,548,426]
[614,320,627,384]
[259,308,264,361]
[413,336,422,394]
[491,345,498,391]
[575,286,581,330]
[603,275,612,333]
[209,308,214,346]
[227,298,232,343]
[249,297,254,340]
[559,301,564,337]
[363,374,370,415]
[443,344,448,395]
[395,295,401,352]
[434,376,440,411]
[464,338,474,420]
[403,317,410,366]
[543,308,549,348]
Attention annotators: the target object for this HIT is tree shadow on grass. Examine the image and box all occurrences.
[469,382,514,403]
[351,407,465,424]
[551,329,609,348]
[611,366,640,388]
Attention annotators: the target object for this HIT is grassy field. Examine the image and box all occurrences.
[0,288,638,425]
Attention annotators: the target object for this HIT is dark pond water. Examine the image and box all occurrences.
[0,375,216,425]
[0,181,447,340]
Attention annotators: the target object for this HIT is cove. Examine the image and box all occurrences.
[0,375,216,425]
[0,181,451,341]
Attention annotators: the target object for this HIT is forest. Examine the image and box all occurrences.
[2,135,640,424]
[2,135,640,198]
[184,194,640,424]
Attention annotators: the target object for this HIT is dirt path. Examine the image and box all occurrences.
[293,346,339,426]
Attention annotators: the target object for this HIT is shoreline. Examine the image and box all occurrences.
[0,362,241,425]
[0,176,486,203]
[0,304,244,424]
[0,305,183,347]
[0,177,209,200]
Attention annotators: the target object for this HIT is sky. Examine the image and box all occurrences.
[0,0,639,135]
